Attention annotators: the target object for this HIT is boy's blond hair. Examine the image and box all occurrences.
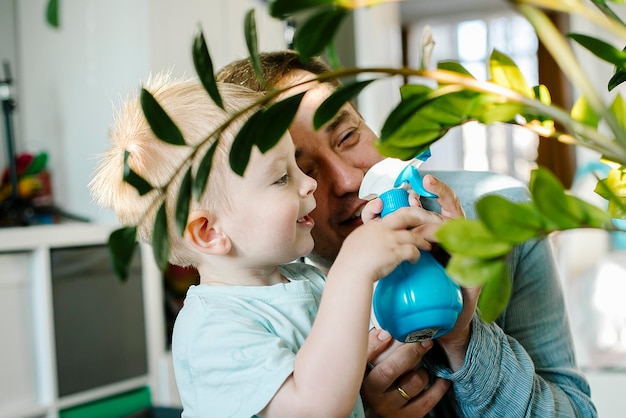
[90,73,262,266]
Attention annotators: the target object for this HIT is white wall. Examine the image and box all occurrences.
[11,0,285,223]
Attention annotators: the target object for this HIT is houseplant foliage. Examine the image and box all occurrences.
[108,0,626,322]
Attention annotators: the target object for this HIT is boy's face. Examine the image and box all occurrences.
[220,133,317,266]
[279,71,384,267]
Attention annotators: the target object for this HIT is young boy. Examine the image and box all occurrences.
[89,73,429,417]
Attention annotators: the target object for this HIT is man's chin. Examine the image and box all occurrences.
[342,216,363,231]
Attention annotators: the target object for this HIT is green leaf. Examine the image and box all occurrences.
[530,167,581,229]
[123,151,153,196]
[596,166,626,218]
[46,0,60,28]
[294,7,348,61]
[176,168,193,236]
[229,93,305,176]
[436,218,512,258]
[524,85,553,123]
[140,88,186,146]
[489,49,533,97]
[399,84,435,100]
[314,79,374,129]
[609,67,626,91]
[380,88,432,140]
[192,29,224,109]
[268,0,335,19]
[256,92,306,153]
[477,264,512,322]
[244,9,266,89]
[152,203,170,271]
[230,111,260,176]
[571,95,600,128]
[418,92,477,125]
[193,139,219,199]
[437,61,475,78]
[533,84,552,106]
[476,196,544,243]
[446,255,507,289]
[467,93,523,124]
[107,227,137,281]
[566,195,612,228]
[377,115,444,160]
[568,33,626,66]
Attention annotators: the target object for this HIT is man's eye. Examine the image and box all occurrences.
[304,167,318,180]
[339,128,359,147]
[274,174,289,185]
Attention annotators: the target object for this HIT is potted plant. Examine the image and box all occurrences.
[96,0,626,321]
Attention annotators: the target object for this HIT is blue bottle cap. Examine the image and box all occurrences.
[379,188,409,218]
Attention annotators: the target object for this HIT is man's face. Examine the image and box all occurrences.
[279,70,384,267]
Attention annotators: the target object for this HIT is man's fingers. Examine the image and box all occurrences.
[422,174,464,218]
[364,340,433,394]
[367,328,394,363]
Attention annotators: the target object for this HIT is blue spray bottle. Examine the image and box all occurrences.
[359,151,463,342]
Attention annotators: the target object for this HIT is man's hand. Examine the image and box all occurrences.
[362,330,450,418]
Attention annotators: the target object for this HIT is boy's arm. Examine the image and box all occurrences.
[260,207,432,417]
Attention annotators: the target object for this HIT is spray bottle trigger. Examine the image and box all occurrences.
[394,165,437,198]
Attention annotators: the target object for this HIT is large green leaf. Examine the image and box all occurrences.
[256,92,306,152]
[269,0,335,18]
[230,93,305,175]
[477,263,512,322]
[313,79,375,130]
[140,88,186,146]
[152,203,170,271]
[377,115,445,160]
[530,168,581,229]
[489,49,533,97]
[380,87,432,140]
[475,196,544,243]
[446,254,507,289]
[468,93,524,124]
[193,139,219,199]
[294,7,348,61]
[175,168,193,236]
[568,33,626,66]
[436,218,512,258]
[244,9,266,89]
[123,150,153,196]
[107,226,137,281]
[192,30,223,109]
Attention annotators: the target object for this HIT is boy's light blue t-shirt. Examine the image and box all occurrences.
[171,262,365,418]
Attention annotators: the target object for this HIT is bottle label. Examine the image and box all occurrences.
[405,328,438,343]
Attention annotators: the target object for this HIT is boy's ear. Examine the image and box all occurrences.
[186,211,231,255]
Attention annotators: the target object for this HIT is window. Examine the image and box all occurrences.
[404,11,539,182]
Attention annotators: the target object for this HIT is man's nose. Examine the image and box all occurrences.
[327,158,365,196]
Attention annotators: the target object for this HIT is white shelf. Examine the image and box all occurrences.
[0,222,173,418]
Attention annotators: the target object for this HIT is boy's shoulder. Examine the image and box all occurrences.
[279,261,326,284]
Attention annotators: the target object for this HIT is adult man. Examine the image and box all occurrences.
[216,51,596,417]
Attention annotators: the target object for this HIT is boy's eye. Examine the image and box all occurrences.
[274,174,288,185]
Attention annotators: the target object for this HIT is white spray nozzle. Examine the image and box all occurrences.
[359,152,437,201]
